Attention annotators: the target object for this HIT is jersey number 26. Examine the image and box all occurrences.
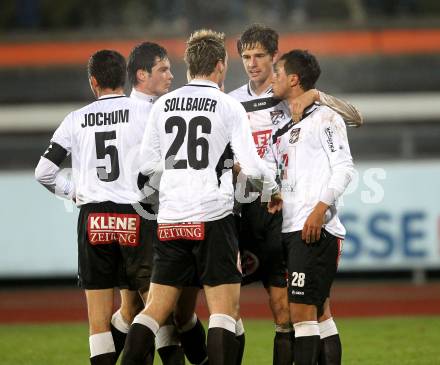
[165,116,211,170]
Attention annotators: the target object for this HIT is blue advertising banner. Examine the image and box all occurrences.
[0,160,439,277]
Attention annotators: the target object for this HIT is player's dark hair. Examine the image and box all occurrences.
[280,50,321,91]
[184,29,226,78]
[87,50,126,90]
[237,24,278,56]
[127,42,168,86]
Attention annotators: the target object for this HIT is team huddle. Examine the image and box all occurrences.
[35,24,361,365]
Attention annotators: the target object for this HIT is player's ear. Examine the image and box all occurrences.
[89,76,99,98]
[136,69,147,83]
[90,76,99,89]
[272,50,279,64]
[289,74,299,88]
[217,59,225,74]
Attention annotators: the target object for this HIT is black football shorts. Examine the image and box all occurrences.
[77,201,155,292]
[151,214,242,287]
[282,229,342,311]
[238,197,287,288]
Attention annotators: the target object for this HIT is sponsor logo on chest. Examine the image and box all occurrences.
[252,129,272,158]
[324,127,337,152]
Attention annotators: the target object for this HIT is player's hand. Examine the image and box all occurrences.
[267,192,283,213]
[289,89,319,123]
[302,201,328,243]
[233,162,241,175]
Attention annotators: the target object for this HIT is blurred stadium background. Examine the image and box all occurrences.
[1,0,440,364]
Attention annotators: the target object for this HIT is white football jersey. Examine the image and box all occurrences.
[229,83,363,163]
[139,79,279,223]
[130,88,158,104]
[49,94,151,205]
[229,83,285,161]
[266,102,355,238]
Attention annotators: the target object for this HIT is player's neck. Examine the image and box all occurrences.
[286,88,304,104]
[193,74,221,88]
[134,86,156,98]
[96,87,124,98]
[249,77,272,96]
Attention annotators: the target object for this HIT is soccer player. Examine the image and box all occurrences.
[126,40,185,365]
[229,23,362,365]
[121,29,282,365]
[268,49,355,365]
[128,41,173,103]
[127,41,208,365]
[35,50,154,365]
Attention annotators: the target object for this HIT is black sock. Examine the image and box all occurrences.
[90,352,116,365]
[146,352,154,365]
[290,330,295,360]
[273,331,294,365]
[158,345,185,365]
[235,333,245,365]
[120,323,155,365]
[318,334,342,365]
[294,335,320,365]
[110,323,127,361]
[207,327,239,365]
[180,318,208,364]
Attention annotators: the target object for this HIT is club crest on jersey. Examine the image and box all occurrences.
[270,110,284,125]
[289,128,301,144]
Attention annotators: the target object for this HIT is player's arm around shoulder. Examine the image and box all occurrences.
[318,90,363,127]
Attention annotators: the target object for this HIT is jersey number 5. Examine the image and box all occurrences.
[165,116,211,170]
[95,131,120,182]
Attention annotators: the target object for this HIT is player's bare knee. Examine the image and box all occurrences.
[268,287,290,324]
[89,318,112,335]
[120,305,140,324]
[269,299,289,324]
[318,298,332,322]
[290,303,317,324]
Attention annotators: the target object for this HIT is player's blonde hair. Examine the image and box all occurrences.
[184,29,226,78]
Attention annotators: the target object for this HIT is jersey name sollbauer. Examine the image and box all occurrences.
[229,83,288,159]
[51,95,151,205]
[140,79,278,224]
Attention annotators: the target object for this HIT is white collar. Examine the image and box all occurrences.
[188,79,220,89]
[98,93,125,100]
[130,89,158,103]
[247,81,272,97]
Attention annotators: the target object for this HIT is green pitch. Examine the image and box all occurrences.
[0,317,439,364]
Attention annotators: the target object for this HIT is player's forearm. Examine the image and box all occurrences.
[246,156,280,197]
[318,91,363,127]
[35,156,75,200]
[320,161,355,205]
